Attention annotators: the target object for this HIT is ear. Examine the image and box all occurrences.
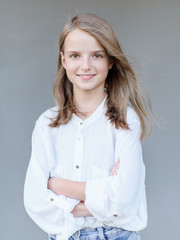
[108,62,113,69]
[60,52,66,69]
[108,58,114,70]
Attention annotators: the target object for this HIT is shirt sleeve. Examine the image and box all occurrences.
[84,118,147,227]
[24,119,79,234]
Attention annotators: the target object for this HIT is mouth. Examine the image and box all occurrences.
[77,74,96,80]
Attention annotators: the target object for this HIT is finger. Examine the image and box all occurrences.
[110,169,114,176]
[116,159,120,169]
[114,159,120,174]
[110,165,117,176]
[110,159,120,176]
[110,166,116,176]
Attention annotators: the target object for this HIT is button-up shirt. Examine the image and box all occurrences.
[24,98,147,240]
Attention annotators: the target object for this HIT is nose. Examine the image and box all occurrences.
[81,57,91,71]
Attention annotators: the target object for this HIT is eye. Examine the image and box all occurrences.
[93,53,103,59]
[70,54,80,59]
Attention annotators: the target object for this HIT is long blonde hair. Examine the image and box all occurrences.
[49,13,152,139]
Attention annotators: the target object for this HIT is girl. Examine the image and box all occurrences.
[24,13,151,240]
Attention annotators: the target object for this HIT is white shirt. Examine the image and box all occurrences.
[24,98,147,240]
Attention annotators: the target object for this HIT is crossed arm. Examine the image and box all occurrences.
[48,160,120,217]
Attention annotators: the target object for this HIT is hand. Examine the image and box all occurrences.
[110,159,120,176]
[71,201,92,217]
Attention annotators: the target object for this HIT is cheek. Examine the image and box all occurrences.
[96,61,110,73]
[64,61,79,73]
[66,67,76,74]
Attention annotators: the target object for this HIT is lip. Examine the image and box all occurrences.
[77,74,96,80]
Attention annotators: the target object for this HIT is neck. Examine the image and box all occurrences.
[73,88,107,120]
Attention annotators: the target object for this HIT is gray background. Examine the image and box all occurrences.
[0,0,179,239]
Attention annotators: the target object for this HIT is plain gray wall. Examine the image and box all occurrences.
[0,0,180,239]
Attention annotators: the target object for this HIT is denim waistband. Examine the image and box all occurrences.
[69,226,140,240]
[79,225,119,233]
[49,226,140,240]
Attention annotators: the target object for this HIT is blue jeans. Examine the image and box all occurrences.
[49,226,141,240]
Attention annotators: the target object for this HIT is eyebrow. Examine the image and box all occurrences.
[66,50,106,54]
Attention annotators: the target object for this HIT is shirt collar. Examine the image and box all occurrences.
[72,96,107,127]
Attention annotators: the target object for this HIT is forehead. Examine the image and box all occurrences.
[64,28,104,52]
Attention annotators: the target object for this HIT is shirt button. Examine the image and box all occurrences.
[76,165,80,169]
[114,214,117,217]
[80,122,83,125]
[50,198,54,202]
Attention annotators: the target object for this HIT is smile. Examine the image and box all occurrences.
[77,74,96,80]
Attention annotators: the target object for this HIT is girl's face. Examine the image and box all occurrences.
[61,28,112,94]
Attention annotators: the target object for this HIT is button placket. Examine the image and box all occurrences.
[73,122,84,180]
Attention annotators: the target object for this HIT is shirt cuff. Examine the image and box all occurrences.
[47,191,80,213]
